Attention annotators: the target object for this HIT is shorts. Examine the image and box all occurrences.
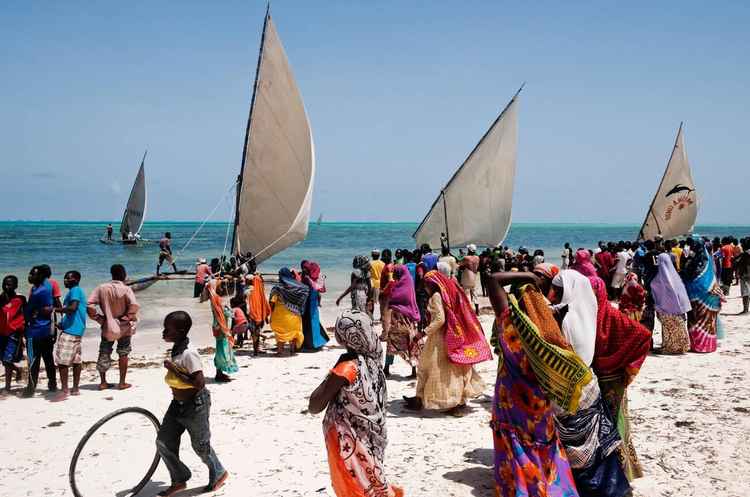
[741,278,750,297]
[54,332,83,366]
[97,335,132,372]
[611,272,626,289]
[721,269,733,288]
[1,334,22,365]
[159,251,174,265]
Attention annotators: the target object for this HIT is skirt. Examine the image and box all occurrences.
[214,336,239,374]
[385,310,422,366]
[657,312,690,354]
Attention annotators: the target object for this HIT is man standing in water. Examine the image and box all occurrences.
[87,264,139,390]
[157,232,178,276]
[106,223,113,241]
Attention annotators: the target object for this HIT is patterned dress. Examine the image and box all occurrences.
[492,310,579,497]
[323,310,403,497]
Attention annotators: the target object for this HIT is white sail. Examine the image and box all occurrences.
[120,152,147,238]
[639,123,698,241]
[233,12,314,264]
[414,88,520,249]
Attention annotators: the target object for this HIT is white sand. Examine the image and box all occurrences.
[1,287,749,497]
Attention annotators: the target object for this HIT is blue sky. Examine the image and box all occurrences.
[1,1,748,224]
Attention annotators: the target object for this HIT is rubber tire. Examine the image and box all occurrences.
[69,407,161,497]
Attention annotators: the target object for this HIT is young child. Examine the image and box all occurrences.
[157,310,228,496]
[53,270,87,400]
[230,296,248,348]
[1,275,26,393]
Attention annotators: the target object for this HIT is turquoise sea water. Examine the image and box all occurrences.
[1,221,748,297]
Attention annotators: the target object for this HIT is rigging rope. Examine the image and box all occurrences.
[174,179,237,264]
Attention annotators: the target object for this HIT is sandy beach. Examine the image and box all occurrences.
[1,286,749,497]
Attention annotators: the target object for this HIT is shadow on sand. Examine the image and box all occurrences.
[442,448,495,497]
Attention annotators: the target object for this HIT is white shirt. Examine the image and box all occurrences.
[172,345,203,374]
[615,250,632,275]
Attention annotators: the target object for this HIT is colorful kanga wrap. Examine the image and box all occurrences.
[598,373,643,481]
[492,306,579,497]
[588,277,650,385]
[247,274,271,324]
[207,280,234,345]
[507,290,592,414]
[422,271,492,365]
[682,246,722,353]
[324,310,403,497]
[534,263,560,281]
[618,273,645,322]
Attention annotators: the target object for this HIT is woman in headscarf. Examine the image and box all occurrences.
[308,309,403,497]
[553,270,650,481]
[336,256,372,315]
[618,273,646,322]
[485,270,590,497]
[201,278,239,382]
[246,273,271,356]
[301,260,329,351]
[269,268,310,356]
[403,270,490,415]
[381,265,422,378]
[571,249,598,278]
[650,253,692,354]
[681,239,722,353]
[544,269,632,496]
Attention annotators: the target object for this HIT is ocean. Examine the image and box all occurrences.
[1,221,748,299]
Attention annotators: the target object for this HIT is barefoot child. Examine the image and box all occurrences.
[157,311,228,496]
[1,275,26,394]
[52,271,87,400]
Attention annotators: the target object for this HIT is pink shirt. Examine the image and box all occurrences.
[87,280,140,341]
[232,308,247,326]
[195,264,212,284]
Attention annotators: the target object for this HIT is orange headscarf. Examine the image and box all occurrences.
[207,279,233,343]
[247,274,271,324]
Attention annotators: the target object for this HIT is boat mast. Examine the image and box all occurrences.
[441,190,450,250]
[637,122,683,241]
[231,4,270,255]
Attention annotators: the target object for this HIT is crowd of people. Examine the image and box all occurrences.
[3,233,748,497]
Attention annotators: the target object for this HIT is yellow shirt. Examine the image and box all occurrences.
[370,260,385,288]
[671,247,683,270]
[270,295,303,347]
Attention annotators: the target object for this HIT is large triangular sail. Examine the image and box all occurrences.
[413,87,520,249]
[231,10,315,264]
[638,123,698,241]
[120,151,147,238]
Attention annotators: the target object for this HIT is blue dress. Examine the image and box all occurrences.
[302,286,329,350]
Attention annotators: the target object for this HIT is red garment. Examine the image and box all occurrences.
[595,252,614,284]
[380,263,395,290]
[423,270,492,365]
[49,278,62,299]
[618,280,645,315]
[0,294,25,336]
[589,276,651,385]
[232,307,247,326]
[721,244,734,269]
[195,263,212,284]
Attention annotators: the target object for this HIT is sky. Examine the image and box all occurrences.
[1,1,748,224]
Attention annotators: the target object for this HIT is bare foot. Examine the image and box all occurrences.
[71,388,81,396]
[98,383,113,391]
[117,383,132,390]
[50,391,69,402]
[158,482,187,496]
[205,471,229,492]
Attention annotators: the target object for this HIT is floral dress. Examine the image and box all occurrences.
[492,310,579,497]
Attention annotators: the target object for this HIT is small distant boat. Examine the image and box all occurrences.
[230,7,315,264]
[101,151,148,245]
[413,86,521,250]
[638,123,698,241]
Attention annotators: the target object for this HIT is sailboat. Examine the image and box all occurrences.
[100,150,147,245]
[230,8,315,264]
[638,123,698,241]
[413,86,521,250]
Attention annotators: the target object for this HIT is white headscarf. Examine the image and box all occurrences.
[551,270,598,367]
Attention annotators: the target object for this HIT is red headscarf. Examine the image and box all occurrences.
[423,271,492,365]
[588,276,650,384]
[571,249,597,278]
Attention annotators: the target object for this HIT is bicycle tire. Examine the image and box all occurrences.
[69,407,161,497]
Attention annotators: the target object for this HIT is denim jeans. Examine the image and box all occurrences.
[156,389,225,486]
